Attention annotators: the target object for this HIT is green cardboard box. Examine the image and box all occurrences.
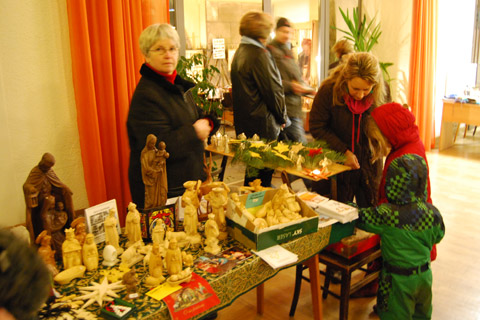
[226,189,319,251]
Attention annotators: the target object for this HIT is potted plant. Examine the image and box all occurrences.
[333,7,393,82]
[176,53,223,117]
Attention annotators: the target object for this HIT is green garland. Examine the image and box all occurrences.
[231,139,345,177]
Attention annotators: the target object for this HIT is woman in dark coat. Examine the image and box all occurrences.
[230,11,287,187]
[309,52,387,207]
[127,23,218,208]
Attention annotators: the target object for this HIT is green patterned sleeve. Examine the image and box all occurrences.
[356,206,386,235]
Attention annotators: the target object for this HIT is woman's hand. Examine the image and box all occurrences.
[344,150,360,169]
[193,119,211,140]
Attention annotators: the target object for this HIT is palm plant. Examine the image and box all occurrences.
[333,7,393,82]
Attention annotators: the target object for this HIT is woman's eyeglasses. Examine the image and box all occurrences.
[149,47,178,56]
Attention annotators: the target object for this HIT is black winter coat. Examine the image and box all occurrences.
[309,82,382,207]
[231,41,287,140]
[127,64,216,208]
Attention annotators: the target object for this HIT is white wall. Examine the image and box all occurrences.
[0,0,88,227]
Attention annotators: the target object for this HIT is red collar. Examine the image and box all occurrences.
[146,63,177,84]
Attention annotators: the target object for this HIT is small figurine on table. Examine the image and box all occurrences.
[182,180,201,212]
[151,219,166,245]
[36,230,59,275]
[104,208,123,254]
[122,267,139,298]
[165,238,183,276]
[62,228,82,269]
[204,213,221,255]
[125,202,143,248]
[145,243,165,287]
[204,187,228,240]
[82,233,98,271]
[182,197,201,246]
[71,216,87,246]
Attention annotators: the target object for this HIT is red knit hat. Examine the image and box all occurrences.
[371,102,420,149]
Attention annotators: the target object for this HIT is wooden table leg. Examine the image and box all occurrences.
[256,283,264,315]
[305,254,323,320]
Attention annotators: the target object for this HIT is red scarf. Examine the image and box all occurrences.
[344,94,373,152]
[146,63,177,84]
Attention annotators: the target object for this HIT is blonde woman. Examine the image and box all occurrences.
[309,52,387,208]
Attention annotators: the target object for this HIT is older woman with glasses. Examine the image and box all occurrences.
[127,23,218,208]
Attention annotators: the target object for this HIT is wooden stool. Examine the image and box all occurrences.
[289,246,381,320]
[319,246,381,320]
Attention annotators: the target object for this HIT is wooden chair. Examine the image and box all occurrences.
[289,245,381,320]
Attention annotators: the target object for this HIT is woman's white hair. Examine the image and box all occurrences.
[139,23,180,57]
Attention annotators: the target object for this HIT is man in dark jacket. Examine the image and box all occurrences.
[268,17,315,144]
[231,11,287,187]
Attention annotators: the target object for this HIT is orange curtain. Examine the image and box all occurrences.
[408,0,437,150]
[66,0,169,224]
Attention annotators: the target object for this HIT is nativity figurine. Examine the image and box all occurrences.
[39,195,67,260]
[165,238,183,276]
[182,197,201,245]
[62,227,82,269]
[141,135,170,209]
[151,219,166,245]
[122,267,139,297]
[23,152,74,244]
[120,241,144,268]
[82,233,98,271]
[145,243,165,286]
[181,180,201,212]
[71,216,87,246]
[36,230,59,276]
[125,202,143,247]
[104,208,123,254]
[204,213,221,255]
[204,187,228,240]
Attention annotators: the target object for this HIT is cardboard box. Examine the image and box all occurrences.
[326,231,380,259]
[226,189,319,251]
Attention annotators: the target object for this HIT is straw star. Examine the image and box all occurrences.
[74,277,125,308]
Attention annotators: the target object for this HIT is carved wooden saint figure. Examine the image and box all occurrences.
[23,152,74,244]
[62,228,82,269]
[82,233,98,271]
[104,208,123,254]
[141,134,170,209]
[36,230,59,275]
[125,202,143,247]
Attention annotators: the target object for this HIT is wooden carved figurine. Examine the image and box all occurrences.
[182,197,201,245]
[181,180,201,212]
[82,233,98,271]
[62,228,82,269]
[39,195,67,260]
[125,202,143,247]
[204,213,221,255]
[205,187,228,240]
[71,217,87,246]
[104,208,123,254]
[36,230,59,275]
[141,135,170,209]
[23,152,74,244]
[152,220,166,245]
[145,243,165,286]
[165,238,182,276]
[155,141,169,206]
[122,267,139,295]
